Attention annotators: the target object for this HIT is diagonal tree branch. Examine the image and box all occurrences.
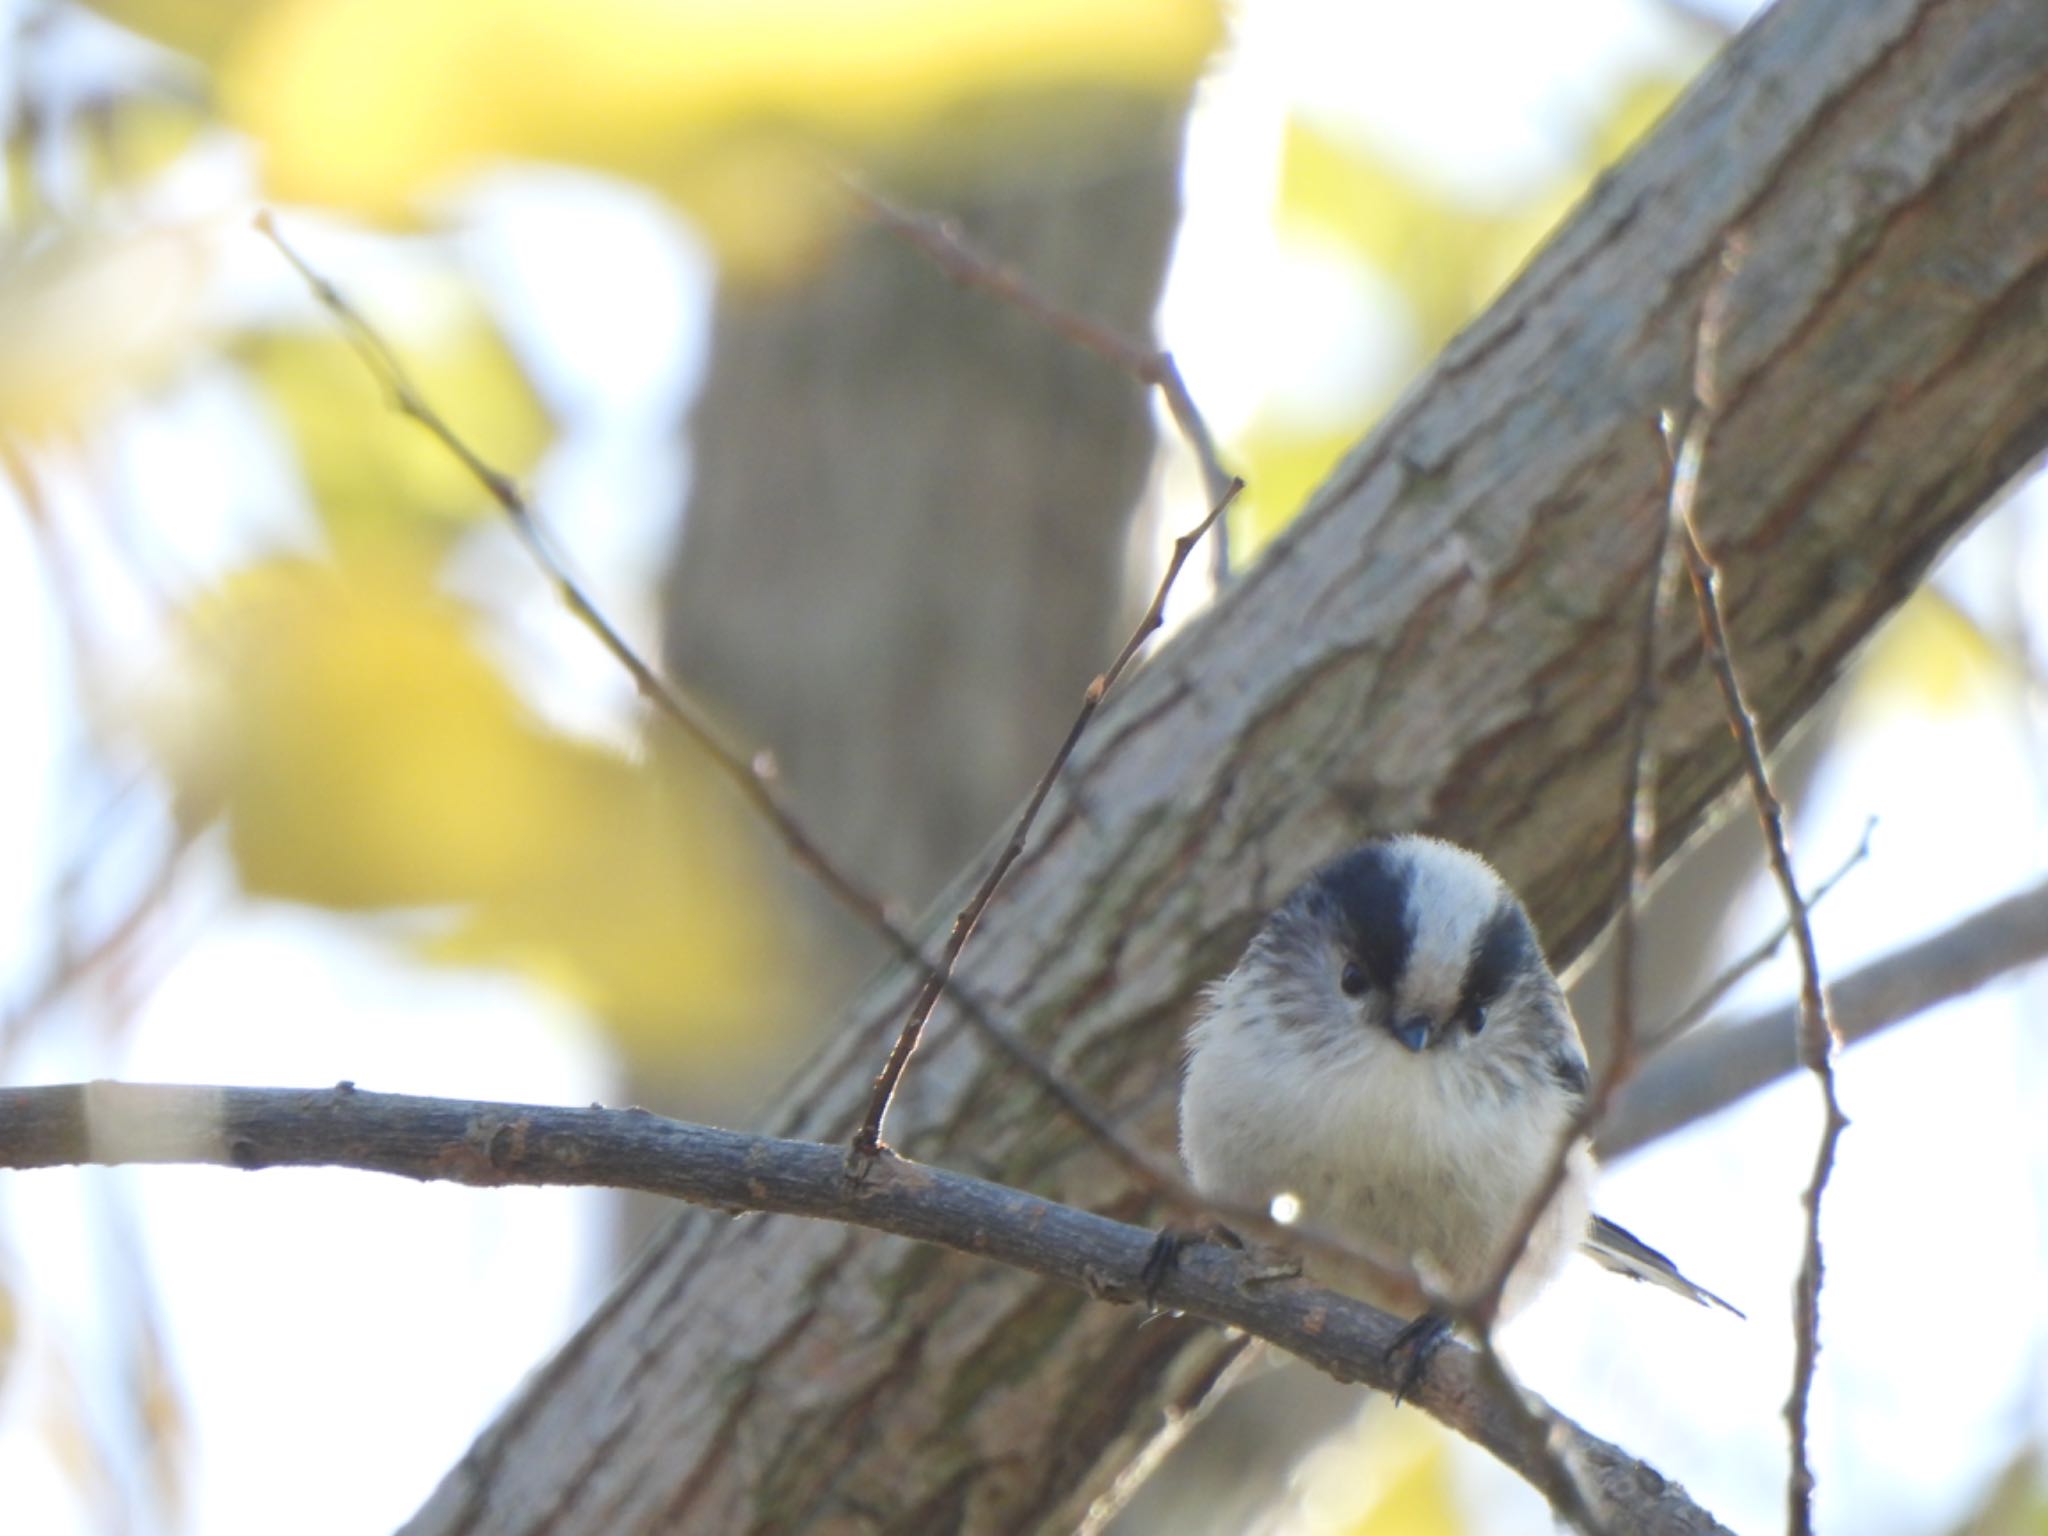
[0,1080,1731,1536]
[378,0,2048,1526]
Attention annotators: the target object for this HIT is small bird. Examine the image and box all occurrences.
[1178,834,1737,1393]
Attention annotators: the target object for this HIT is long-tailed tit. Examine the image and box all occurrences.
[1178,835,1737,1391]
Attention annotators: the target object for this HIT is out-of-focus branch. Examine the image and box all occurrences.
[1642,822,1875,1056]
[1600,876,2048,1158]
[0,1080,1731,1536]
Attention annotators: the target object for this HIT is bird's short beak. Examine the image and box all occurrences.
[1390,1014,1433,1053]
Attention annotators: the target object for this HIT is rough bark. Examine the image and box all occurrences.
[404,0,2048,1530]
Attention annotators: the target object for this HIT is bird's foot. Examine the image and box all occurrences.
[1386,1312,1451,1406]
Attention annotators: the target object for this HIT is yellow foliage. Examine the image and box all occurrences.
[109,0,1224,273]
[234,306,552,556]
[1232,415,1372,554]
[1278,1404,1464,1536]
[1851,590,2015,722]
[1248,75,1690,552]
[157,556,780,1046]
[0,1275,14,1396]
[5,95,208,224]
[1336,1432,1462,1536]
[73,0,270,64]
[0,225,210,438]
[1277,117,1510,350]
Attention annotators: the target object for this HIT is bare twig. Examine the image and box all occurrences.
[1439,482,1684,1536]
[845,182,1238,576]
[1678,520,1844,1536]
[1469,240,1749,1324]
[1658,235,1845,1536]
[1640,820,1874,1057]
[248,216,1431,1312]
[253,212,1182,1201]
[1601,871,2048,1157]
[0,1079,1734,1535]
[852,478,1242,1160]
[1432,247,1750,1536]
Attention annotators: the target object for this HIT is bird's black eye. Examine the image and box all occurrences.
[1339,961,1369,997]
[1464,1003,1488,1035]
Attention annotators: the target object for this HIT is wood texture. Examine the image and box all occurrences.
[401,1,2048,1529]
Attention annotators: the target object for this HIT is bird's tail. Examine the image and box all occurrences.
[1583,1215,1744,1317]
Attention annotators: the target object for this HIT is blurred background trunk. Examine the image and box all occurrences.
[642,96,1194,1118]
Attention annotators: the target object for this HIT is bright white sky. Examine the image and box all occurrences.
[7,1,2048,1533]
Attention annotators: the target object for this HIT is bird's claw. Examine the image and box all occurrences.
[1386,1312,1450,1406]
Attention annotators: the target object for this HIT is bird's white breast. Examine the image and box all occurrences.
[1181,990,1589,1316]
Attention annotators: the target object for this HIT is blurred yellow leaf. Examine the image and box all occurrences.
[155,557,779,1044]
[6,94,209,225]
[234,303,551,558]
[1338,1432,1462,1536]
[1249,75,1694,550]
[1278,117,1509,350]
[1588,74,1686,167]
[168,556,571,907]
[1231,414,1373,556]
[202,0,1221,273]
[1285,1404,1464,1536]
[1851,590,2015,722]
[75,0,270,64]
[0,1274,15,1396]
[0,226,210,438]
[426,739,781,1043]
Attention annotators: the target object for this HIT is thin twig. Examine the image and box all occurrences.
[1460,241,1747,1329]
[1665,234,1841,1527]
[1441,481,1684,1536]
[252,212,1180,1202]
[852,478,1242,1160]
[1639,819,1873,1057]
[0,1079,1735,1535]
[1678,517,1846,1536]
[1435,477,1685,1536]
[249,217,1422,1307]
[252,217,1442,1334]
[1436,247,1749,1536]
[845,181,1238,577]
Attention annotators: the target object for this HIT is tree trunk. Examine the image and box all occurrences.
[406,1,2048,1529]
[652,97,1190,1088]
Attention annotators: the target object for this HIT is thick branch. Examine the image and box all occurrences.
[398,1,2048,1528]
[0,1081,1729,1535]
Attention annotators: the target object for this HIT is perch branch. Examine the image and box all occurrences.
[0,1080,1731,1536]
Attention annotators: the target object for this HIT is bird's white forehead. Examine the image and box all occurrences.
[1394,837,1508,1007]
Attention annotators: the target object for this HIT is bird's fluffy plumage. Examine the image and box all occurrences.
[1180,835,1729,1322]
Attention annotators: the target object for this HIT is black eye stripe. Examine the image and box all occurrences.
[1458,896,1541,1020]
[1313,843,1414,992]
